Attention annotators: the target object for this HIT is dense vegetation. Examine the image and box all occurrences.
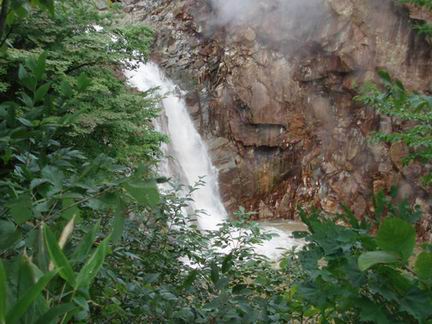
[401,0,432,9]
[0,0,431,323]
[401,0,432,36]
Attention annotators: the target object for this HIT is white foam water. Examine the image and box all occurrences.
[125,62,303,260]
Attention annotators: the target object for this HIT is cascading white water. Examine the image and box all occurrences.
[125,62,303,260]
[125,62,227,231]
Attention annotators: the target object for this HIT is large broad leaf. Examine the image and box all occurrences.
[123,180,159,207]
[75,235,110,291]
[399,289,432,322]
[357,298,390,324]
[34,83,50,103]
[0,220,21,251]
[43,226,75,286]
[376,217,416,261]
[5,269,58,324]
[41,165,64,189]
[0,261,6,324]
[358,251,399,271]
[415,252,432,282]
[7,193,32,225]
[61,198,80,221]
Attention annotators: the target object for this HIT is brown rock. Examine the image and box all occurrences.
[390,142,409,170]
[125,0,432,239]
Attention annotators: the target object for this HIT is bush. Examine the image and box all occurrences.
[290,193,432,323]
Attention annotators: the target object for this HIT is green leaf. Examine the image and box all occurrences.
[7,193,32,225]
[38,0,55,16]
[60,80,73,98]
[415,252,432,281]
[357,298,390,324]
[394,79,405,92]
[71,296,89,321]
[36,227,49,273]
[181,270,198,290]
[0,220,21,251]
[376,217,416,261]
[0,261,6,324]
[5,269,58,324]
[17,117,33,127]
[77,73,91,91]
[373,191,386,222]
[41,165,64,188]
[399,289,432,322]
[34,83,50,103]
[111,210,125,244]
[17,256,36,323]
[35,303,76,324]
[378,69,392,87]
[18,65,27,81]
[340,204,360,229]
[20,77,37,93]
[123,180,160,207]
[30,179,50,190]
[31,52,47,81]
[221,253,234,273]
[75,235,110,291]
[43,226,76,286]
[210,261,219,285]
[358,251,399,271]
[71,221,100,263]
[61,198,80,221]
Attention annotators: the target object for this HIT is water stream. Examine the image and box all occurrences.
[125,62,303,260]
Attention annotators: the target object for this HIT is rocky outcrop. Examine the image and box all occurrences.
[122,0,432,240]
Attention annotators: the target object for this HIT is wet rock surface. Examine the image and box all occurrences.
[122,0,432,240]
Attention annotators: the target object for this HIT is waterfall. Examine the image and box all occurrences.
[125,62,303,260]
[125,62,227,231]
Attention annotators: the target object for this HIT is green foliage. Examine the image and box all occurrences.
[357,71,432,185]
[400,0,432,10]
[0,0,165,322]
[43,226,76,286]
[415,252,432,283]
[398,0,432,37]
[5,267,58,324]
[91,197,304,323]
[290,194,432,323]
[0,261,6,324]
[376,217,416,261]
[1,0,430,323]
[0,0,162,163]
[358,251,399,271]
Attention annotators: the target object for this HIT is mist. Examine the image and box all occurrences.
[210,0,326,25]
[204,0,332,53]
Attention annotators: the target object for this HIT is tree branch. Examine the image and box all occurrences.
[65,60,101,74]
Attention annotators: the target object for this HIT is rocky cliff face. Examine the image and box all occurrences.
[122,0,432,239]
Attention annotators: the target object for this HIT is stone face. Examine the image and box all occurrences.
[122,0,432,239]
